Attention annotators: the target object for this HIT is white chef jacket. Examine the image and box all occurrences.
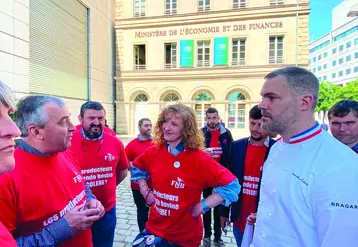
[251,122,358,247]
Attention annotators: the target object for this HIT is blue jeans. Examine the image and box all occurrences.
[91,206,117,247]
[233,226,244,247]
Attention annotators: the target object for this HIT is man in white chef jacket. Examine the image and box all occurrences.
[251,66,358,247]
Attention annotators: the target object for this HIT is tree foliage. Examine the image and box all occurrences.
[316,79,358,120]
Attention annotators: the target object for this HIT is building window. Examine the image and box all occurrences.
[354,66,358,73]
[317,77,322,81]
[355,52,358,59]
[323,64,327,70]
[332,60,336,66]
[134,0,146,17]
[313,57,316,62]
[134,93,149,102]
[232,38,246,66]
[332,48,337,54]
[332,72,336,79]
[346,68,351,75]
[233,0,246,8]
[197,40,211,67]
[323,75,327,81]
[194,92,212,128]
[339,57,344,64]
[270,0,284,6]
[165,0,177,15]
[318,54,322,60]
[134,44,146,70]
[318,65,322,71]
[308,59,311,64]
[346,55,351,62]
[269,36,284,64]
[355,38,358,45]
[163,93,179,102]
[339,71,343,77]
[198,0,210,12]
[313,68,316,73]
[227,92,246,129]
[339,45,344,51]
[165,43,177,69]
[323,52,328,58]
[346,41,352,49]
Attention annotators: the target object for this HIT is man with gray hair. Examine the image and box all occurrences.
[0,81,21,247]
[0,95,105,247]
[251,67,358,247]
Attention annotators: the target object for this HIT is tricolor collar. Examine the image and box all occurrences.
[81,128,103,141]
[289,122,322,144]
[137,135,152,142]
[352,143,358,153]
[166,141,185,156]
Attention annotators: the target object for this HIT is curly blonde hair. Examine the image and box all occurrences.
[153,103,205,150]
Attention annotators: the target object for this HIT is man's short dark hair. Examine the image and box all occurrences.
[138,118,151,127]
[328,100,358,120]
[265,67,319,110]
[80,101,105,117]
[205,108,218,116]
[249,105,262,120]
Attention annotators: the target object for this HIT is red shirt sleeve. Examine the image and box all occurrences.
[0,173,18,234]
[198,150,236,189]
[132,145,156,171]
[124,141,134,162]
[116,139,129,173]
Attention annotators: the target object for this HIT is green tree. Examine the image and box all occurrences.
[316,81,338,120]
[336,79,358,101]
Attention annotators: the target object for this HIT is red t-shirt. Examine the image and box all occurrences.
[234,144,267,232]
[75,125,116,136]
[70,131,129,212]
[0,148,92,247]
[125,137,154,190]
[209,129,223,163]
[0,222,16,247]
[133,145,236,247]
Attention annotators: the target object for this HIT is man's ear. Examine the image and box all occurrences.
[28,125,44,140]
[78,115,83,124]
[300,94,315,111]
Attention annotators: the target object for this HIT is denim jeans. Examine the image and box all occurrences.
[91,206,117,247]
[132,189,150,232]
[233,226,244,247]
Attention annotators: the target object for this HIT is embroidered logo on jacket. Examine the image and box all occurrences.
[171,177,185,189]
[104,153,115,161]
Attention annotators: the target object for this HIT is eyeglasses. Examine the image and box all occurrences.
[82,138,103,152]
[330,121,357,128]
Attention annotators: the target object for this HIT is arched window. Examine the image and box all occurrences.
[163,93,179,102]
[194,92,212,128]
[134,93,149,102]
[227,91,246,129]
[195,92,212,101]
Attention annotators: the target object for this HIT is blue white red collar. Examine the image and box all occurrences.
[352,143,358,153]
[289,122,322,144]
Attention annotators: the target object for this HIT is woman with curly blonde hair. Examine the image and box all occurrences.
[131,103,240,247]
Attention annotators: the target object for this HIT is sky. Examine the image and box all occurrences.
[309,0,344,42]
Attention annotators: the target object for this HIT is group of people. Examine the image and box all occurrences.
[0,66,357,247]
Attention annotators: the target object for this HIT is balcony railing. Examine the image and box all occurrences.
[134,12,146,17]
[269,57,284,64]
[233,2,246,9]
[134,64,146,70]
[232,59,246,66]
[197,60,211,67]
[165,63,177,69]
[198,5,210,12]
[270,0,284,6]
[165,9,177,15]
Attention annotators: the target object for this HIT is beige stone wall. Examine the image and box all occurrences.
[0,0,116,129]
[0,0,30,100]
[115,1,310,137]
